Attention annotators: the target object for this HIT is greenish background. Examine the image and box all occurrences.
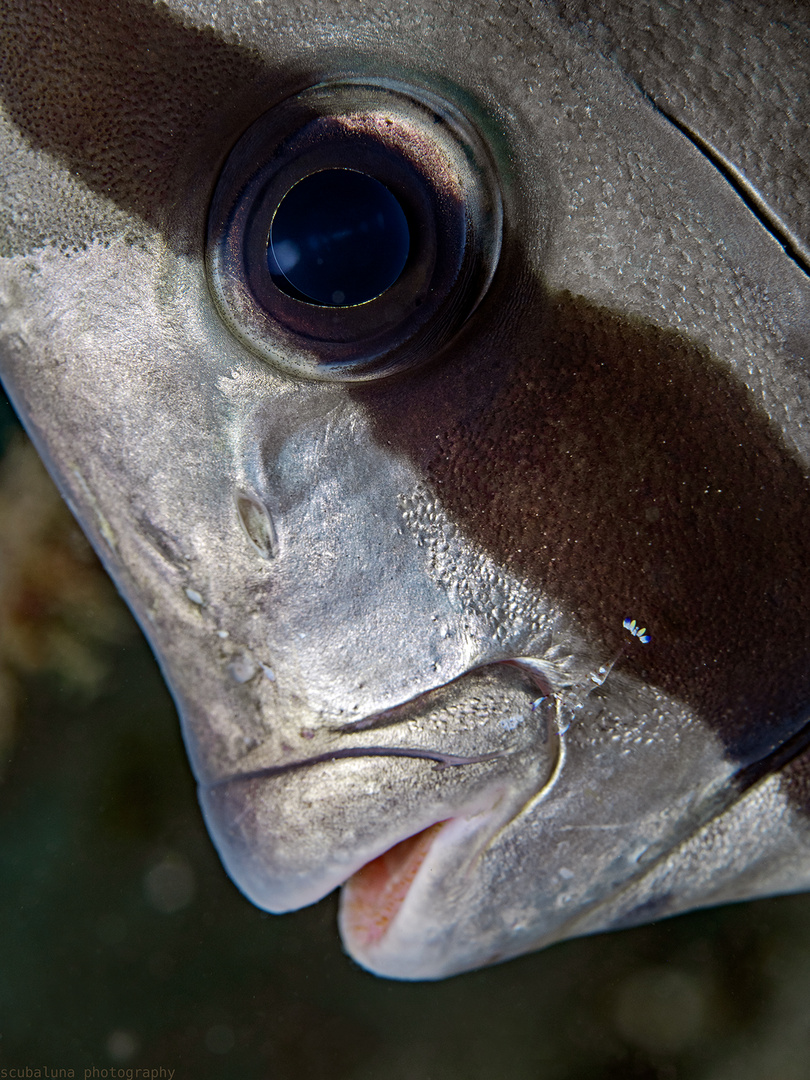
[1,394,809,1080]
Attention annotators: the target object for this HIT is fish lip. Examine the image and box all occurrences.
[338,802,512,978]
[199,767,509,914]
[336,778,515,941]
[205,744,508,790]
[198,657,562,916]
[330,656,556,736]
[203,655,557,790]
[338,819,451,949]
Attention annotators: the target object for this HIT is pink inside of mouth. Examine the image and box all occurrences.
[341,821,447,946]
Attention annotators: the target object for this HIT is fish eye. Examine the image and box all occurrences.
[206,80,502,382]
[268,169,410,307]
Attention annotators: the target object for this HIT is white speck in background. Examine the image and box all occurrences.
[206,1024,235,1054]
[106,1029,138,1062]
[143,854,196,914]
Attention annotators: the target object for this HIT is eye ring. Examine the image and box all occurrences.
[206,79,502,382]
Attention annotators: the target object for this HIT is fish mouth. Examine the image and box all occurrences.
[337,801,525,979]
[338,820,450,948]
[198,657,570,916]
[199,764,520,913]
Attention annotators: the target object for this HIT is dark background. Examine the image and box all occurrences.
[1,393,808,1080]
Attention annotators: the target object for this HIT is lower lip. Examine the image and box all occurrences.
[340,820,448,947]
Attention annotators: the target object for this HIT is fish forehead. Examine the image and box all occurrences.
[1,0,810,979]
[1,0,809,251]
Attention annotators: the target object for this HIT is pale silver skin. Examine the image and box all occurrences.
[1,0,810,979]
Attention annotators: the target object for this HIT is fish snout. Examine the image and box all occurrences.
[197,660,563,914]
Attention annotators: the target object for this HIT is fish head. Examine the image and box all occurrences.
[1,0,810,978]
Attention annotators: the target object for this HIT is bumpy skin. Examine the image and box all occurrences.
[1,0,809,979]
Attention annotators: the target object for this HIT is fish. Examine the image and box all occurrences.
[0,0,809,981]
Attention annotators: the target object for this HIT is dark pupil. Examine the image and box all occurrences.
[268,170,410,307]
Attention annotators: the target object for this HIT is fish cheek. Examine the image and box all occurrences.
[354,279,810,761]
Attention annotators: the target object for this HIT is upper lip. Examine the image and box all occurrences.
[204,656,560,790]
[206,743,509,789]
[197,657,568,914]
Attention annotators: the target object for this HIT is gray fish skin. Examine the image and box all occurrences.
[1,0,809,979]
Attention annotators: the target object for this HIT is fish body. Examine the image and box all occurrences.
[1,0,809,979]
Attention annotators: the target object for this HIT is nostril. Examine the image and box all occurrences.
[235,492,277,559]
